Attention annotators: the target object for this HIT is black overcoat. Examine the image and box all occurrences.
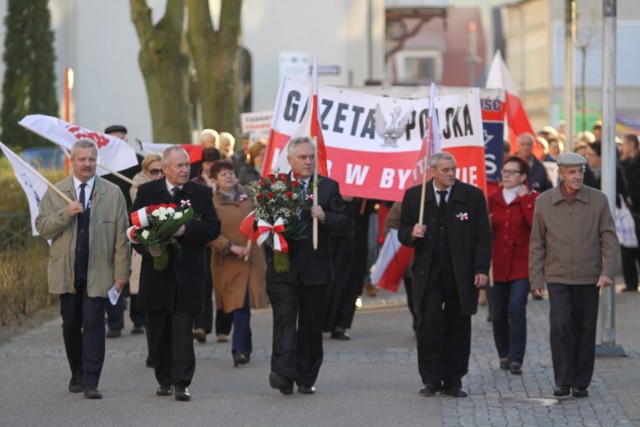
[398,180,493,316]
[132,179,221,314]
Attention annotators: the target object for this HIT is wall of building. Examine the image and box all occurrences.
[0,0,386,143]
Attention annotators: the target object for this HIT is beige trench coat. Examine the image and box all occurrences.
[211,184,268,312]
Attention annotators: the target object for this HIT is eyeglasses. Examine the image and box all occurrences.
[501,169,521,176]
[149,168,163,176]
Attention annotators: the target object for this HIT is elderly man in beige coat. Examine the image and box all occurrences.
[529,152,619,399]
[36,138,130,399]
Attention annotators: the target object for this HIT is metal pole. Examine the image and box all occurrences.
[597,0,625,357]
[563,0,575,151]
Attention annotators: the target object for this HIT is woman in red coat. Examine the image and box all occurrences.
[489,156,539,375]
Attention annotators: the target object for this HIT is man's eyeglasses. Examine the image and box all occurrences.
[149,168,163,176]
[501,169,521,176]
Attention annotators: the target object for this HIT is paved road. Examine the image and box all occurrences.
[0,285,638,427]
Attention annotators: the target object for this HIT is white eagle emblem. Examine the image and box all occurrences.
[373,104,412,148]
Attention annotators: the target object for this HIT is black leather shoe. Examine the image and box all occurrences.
[442,386,468,398]
[232,351,250,367]
[175,385,191,401]
[298,385,316,394]
[156,385,173,396]
[553,386,571,398]
[269,372,293,395]
[106,329,121,338]
[419,383,442,396]
[331,330,351,340]
[572,387,589,398]
[131,325,145,335]
[84,386,103,399]
[68,375,83,393]
[509,362,522,375]
[499,359,509,370]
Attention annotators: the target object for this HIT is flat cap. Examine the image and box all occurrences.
[104,124,127,135]
[557,152,587,167]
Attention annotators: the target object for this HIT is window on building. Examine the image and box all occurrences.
[395,50,442,84]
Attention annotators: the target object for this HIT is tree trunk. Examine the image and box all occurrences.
[187,0,243,135]
[130,0,192,144]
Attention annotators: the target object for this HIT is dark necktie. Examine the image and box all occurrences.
[172,187,180,203]
[437,190,448,214]
[79,183,87,210]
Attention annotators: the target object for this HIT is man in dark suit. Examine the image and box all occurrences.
[516,133,552,192]
[267,137,349,396]
[399,151,493,398]
[132,146,220,401]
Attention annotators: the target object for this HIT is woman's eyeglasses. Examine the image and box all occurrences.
[149,168,163,176]
[501,169,521,176]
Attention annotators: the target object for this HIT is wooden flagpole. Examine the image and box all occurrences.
[96,163,135,185]
[418,155,429,226]
[46,181,73,204]
[418,83,438,226]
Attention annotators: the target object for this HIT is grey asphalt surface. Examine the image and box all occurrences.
[0,283,639,427]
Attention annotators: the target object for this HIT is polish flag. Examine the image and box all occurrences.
[486,51,542,158]
[370,229,414,292]
[268,58,328,177]
[239,210,257,243]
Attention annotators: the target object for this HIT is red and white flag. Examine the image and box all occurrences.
[268,58,328,176]
[239,210,257,243]
[486,51,541,157]
[18,114,139,175]
[370,228,414,292]
[0,141,51,236]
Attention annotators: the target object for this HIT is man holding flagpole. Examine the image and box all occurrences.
[266,136,349,396]
[399,151,492,398]
[35,138,130,399]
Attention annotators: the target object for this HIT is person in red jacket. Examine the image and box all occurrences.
[489,156,539,376]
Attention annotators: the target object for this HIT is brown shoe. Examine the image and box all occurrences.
[364,283,378,297]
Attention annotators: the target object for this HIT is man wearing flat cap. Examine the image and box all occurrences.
[529,152,619,399]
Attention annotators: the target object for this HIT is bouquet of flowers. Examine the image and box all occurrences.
[250,172,309,272]
[126,200,197,271]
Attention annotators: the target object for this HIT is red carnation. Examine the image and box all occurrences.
[285,191,293,198]
[259,178,266,186]
[267,192,274,199]
[256,193,263,200]
[291,181,299,188]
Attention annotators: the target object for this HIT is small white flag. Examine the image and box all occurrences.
[0,141,51,236]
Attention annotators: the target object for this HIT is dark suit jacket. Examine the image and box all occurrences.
[132,179,221,314]
[398,180,493,316]
[528,157,552,192]
[264,175,349,286]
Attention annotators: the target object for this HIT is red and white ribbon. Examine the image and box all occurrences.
[126,226,140,244]
[130,207,149,228]
[255,217,288,253]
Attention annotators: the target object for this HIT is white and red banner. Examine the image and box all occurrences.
[263,77,486,201]
[18,114,139,175]
[0,141,50,236]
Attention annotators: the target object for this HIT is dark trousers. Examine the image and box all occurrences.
[232,291,252,354]
[547,283,599,388]
[417,272,471,388]
[267,279,327,387]
[491,279,530,365]
[194,249,214,333]
[403,276,418,332]
[621,246,640,291]
[105,294,124,331]
[146,311,196,387]
[215,309,233,335]
[59,280,106,387]
[128,294,145,327]
[325,234,359,331]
